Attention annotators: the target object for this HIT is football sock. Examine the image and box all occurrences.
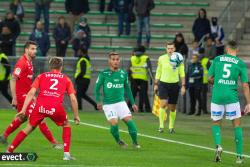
[63,127,71,152]
[110,125,120,143]
[159,107,166,129]
[125,120,138,145]
[7,130,27,153]
[3,118,22,138]
[212,125,221,146]
[234,127,243,156]
[39,122,57,144]
[169,110,176,129]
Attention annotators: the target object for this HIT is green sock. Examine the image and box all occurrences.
[234,127,243,156]
[159,107,166,129]
[212,125,221,146]
[126,120,138,145]
[169,110,176,129]
[110,125,120,143]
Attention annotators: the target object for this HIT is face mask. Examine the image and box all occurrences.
[212,21,217,26]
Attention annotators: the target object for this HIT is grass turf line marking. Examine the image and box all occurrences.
[69,120,250,159]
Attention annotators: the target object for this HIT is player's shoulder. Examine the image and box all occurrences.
[119,68,128,75]
[158,54,167,60]
[99,68,110,75]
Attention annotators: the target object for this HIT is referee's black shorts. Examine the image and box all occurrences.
[158,81,180,104]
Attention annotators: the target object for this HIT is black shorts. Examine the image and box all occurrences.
[158,82,180,104]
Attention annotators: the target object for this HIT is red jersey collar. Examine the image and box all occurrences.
[23,54,32,62]
[51,69,61,73]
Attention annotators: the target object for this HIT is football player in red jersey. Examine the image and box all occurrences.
[0,41,62,149]
[7,57,80,160]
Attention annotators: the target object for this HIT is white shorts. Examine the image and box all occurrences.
[211,102,241,121]
[103,101,132,121]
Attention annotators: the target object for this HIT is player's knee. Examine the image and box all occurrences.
[18,116,27,123]
[63,120,70,127]
[109,119,118,126]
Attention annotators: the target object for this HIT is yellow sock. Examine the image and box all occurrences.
[169,110,176,129]
[159,107,167,128]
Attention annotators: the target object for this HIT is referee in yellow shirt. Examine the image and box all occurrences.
[154,42,186,133]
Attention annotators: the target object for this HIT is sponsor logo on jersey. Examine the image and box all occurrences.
[14,68,21,76]
[218,79,236,85]
[38,106,56,115]
[106,82,123,89]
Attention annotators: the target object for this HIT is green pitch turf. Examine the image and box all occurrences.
[0,109,250,167]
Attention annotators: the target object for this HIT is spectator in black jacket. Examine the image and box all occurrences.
[34,0,52,33]
[9,0,24,22]
[53,16,71,57]
[0,26,15,56]
[192,8,211,41]
[134,0,155,47]
[2,11,20,56]
[65,0,90,32]
[72,17,91,57]
[114,0,133,36]
[186,54,203,116]
[29,21,50,57]
[173,32,188,58]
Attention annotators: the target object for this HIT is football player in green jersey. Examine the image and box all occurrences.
[208,40,250,164]
[94,52,140,148]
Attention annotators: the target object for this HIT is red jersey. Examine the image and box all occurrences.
[31,70,75,105]
[13,55,33,101]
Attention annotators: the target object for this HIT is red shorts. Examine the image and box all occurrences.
[16,96,36,117]
[29,103,68,127]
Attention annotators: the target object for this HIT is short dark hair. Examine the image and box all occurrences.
[24,40,37,49]
[58,15,65,20]
[166,42,175,46]
[226,40,238,50]
[108,52,119,58]
[48,57,63,70]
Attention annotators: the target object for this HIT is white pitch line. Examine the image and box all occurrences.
[0,164,129,167]
[69,120,250,159]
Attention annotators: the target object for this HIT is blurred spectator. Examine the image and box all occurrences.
[0,26,15,56]
[199,48,210,114]
[114,0,133,36]
[186,54,203,116]
[53,16,71,57]
[188,39,199,60]
[29,21,50,57]
[72,17,91,57]
[9,0,24,22]
[173,32,188,58]
[134,0,155,47]
[100,0,114,12]
[74,47,97,111]
[34,0,52,33]
[204,36,216,60]
[0,49,12,103]
[2,11,20,56]
[65,0,90,32]
[211,17,225,56]
[192,8,211,41]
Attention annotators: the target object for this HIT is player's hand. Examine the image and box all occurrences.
[244,104,250,114]
[97,103,103,110]
[16,111,25,119]
[132,104,138,112]
[153,85,158,94]
[181,86,186,96]
[74,116,80,125]
[12,97,17,107]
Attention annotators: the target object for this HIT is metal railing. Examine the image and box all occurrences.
[218,0,250,39]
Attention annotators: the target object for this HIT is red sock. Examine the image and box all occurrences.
[8,130,27,153]
[63,127,71,152]
[3,118,22,138]
[38,122,57,144]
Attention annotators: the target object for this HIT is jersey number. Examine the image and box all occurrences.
[50,79,58,90]
[222,64,232,78]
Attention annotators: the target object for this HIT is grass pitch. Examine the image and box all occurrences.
[0,109,250,167]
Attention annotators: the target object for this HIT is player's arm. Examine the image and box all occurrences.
[239,63,250,114]
[94,72,104,110]
[124,73,138,112]
[208,59,215,84]
[69,93,80,125]
[10,75,17,106]
[179,63,186,95]
[154,58,162,94]
[16,87,37,118]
